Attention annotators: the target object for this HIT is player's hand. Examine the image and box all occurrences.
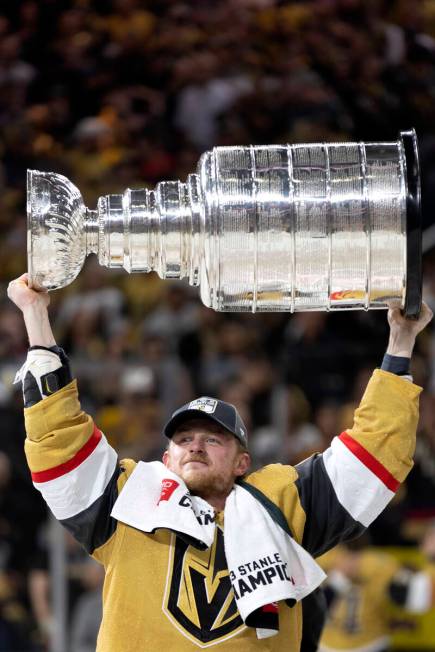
[7,273,50,313]
[7,274,56,347]
[386,301,433,357]
[387,302,433,336]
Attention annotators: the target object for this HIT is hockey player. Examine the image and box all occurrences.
[7,272,433,651]
[318,538,433,652]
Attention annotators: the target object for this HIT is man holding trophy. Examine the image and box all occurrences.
[7,129,433,650]
[7,279,433,652]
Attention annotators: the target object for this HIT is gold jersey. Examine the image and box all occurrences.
[319,549,400,652]
[23,370,421,651]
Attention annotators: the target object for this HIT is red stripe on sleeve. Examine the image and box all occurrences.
[31,424,102,483]
[338,431,400,492]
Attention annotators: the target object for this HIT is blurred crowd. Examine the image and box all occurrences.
[1,0,435,649]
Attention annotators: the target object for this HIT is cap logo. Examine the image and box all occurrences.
[188,397,218,414]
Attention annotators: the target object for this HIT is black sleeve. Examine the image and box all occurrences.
[301,588,328,652]
[59,464,121,554]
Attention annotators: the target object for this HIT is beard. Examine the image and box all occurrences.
[180,464,233,500]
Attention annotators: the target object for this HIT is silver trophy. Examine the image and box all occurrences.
[27,130,421,315]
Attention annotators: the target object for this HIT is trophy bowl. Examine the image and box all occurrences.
[27,169,87,290]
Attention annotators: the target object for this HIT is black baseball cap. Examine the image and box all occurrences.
[163,397,248,449]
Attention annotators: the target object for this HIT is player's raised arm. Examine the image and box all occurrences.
[8,273,56,347]
[8,273,68,406]
[8,274,123,558]
[295,303,433,558]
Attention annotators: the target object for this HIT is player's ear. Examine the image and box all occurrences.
[162,450,169,467]
[235,451,250,477]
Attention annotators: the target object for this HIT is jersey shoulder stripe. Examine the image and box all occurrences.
[338,431,399,492]
[322,436,395,528]
[31,423,102,482]
[32,430,117,521]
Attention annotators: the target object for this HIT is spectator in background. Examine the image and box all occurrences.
[28,527,93,650]
[318,536,433,652]
[96,365,164,460]
[70,559,104,652]
[200,318,260,393]
[55,258,126,355]
[0,572,34,652]
[420,523,435,612]
[174,51,252,149]
[405,392,435,521]
[140,282,201,356]
[281,385,320,464]
[136,330,194,419]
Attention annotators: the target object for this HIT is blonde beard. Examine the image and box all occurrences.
[181,467,234,502]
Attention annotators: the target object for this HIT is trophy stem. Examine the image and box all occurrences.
[153,180,195,281]
[94,180,199,281]
[85,209,99,255]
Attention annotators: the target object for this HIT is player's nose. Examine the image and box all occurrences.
[188,434,206,452]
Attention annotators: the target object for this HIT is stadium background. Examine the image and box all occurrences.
[0,0,435,650]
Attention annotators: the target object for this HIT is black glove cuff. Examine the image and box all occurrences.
[40,364,73,395]
[27,346,73,395]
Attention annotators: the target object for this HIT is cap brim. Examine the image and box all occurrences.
[163,409,236,440]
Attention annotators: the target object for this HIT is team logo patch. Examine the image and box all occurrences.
[188,398,218,414]
[163,529,244,647]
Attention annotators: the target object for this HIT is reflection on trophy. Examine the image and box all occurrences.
[27,130,421,315]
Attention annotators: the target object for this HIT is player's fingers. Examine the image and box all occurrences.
[387,305,402,325]
[11,273,30,285]
[419,302,433,326]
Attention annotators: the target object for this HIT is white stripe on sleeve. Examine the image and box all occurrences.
[322,437,395,527]
[33,435,118,520]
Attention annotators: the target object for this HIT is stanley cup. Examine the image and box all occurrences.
[27,129,422,315]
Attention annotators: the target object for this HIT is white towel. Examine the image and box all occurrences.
[111,461,326,638]
[111,461,215,547]
[224,484,326,637]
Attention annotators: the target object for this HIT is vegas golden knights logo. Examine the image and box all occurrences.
[163,528,245,647]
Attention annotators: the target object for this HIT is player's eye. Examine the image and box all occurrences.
[175,435,191,443]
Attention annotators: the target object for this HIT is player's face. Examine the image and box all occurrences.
[163,418,250,502]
